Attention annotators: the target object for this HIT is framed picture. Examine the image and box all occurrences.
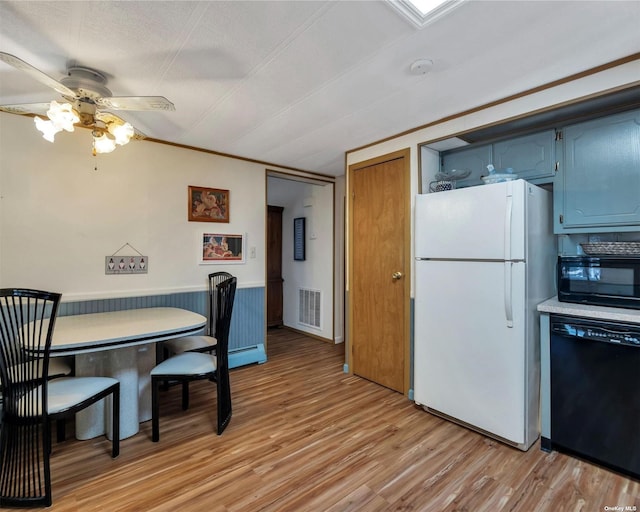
[293,217,305,261]
[200,233,245,264]
[188,186,229,223]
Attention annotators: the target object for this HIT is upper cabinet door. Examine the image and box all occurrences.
[441,144,492,187]
[555,109,640,232]
[493,130,556,183]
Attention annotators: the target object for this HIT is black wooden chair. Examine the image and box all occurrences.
[0,288,120,508]
[162,271,232,356]
[151,276,236,440]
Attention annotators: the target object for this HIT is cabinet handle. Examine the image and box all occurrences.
[392,272,403,280]
[559,214,564,224]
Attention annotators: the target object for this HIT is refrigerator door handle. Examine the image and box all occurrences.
[504,194,513,262]
[504,190,514,327]
[505,261,513,328]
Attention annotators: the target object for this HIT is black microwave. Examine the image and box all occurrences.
[557,256,640,309]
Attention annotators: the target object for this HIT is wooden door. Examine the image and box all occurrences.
[349,150,409,393]
[267,205,284,328]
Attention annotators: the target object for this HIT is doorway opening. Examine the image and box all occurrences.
[266,172,337,353]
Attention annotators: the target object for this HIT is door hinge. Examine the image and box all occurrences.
[559,214,564,224]
[555,130,563,141]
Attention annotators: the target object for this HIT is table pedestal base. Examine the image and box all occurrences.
[75,344,156,440]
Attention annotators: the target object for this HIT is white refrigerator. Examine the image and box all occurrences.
[413,179,555,451]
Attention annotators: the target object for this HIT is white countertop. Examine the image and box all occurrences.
[537,297,640,324]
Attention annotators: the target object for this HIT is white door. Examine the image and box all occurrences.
[414,259,527,444]
[415,180,526,261]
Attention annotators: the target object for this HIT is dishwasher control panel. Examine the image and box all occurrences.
[551,318,640,347]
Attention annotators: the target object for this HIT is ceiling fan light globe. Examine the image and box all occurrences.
[108,121,134,145]
[34,116,61,142]
[93,132,117,154]
[46,100,79,132]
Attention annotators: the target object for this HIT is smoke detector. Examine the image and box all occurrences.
[409,59,434,75]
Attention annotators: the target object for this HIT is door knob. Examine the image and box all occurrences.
[392,271,403,280]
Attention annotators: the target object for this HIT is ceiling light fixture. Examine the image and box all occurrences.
[0,54,175,158]
[33,99,135,155]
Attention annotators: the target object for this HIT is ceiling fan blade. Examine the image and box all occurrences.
[0,102,51,116]
[96,96,175,112]
[0,52,77,98]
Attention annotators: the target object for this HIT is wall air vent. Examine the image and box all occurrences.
[299,288,321,329]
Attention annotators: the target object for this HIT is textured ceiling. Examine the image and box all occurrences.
[1,0,639,176]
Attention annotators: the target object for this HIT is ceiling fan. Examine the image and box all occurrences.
[0,52,175,154]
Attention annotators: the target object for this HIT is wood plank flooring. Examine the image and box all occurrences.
[17,328,640,511]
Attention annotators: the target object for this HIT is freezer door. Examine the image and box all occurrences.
[414,259,527,444]
[415,180,525,261]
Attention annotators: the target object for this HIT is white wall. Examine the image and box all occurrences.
[267,176,334,340]
[0,112,273,300]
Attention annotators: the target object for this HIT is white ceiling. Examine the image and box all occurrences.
[1,0,639,177]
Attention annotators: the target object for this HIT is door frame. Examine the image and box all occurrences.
[346,148,411,395]
[265,170,337,345]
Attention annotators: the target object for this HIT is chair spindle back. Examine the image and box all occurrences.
[213,276,236,434]
[0,288,61,507]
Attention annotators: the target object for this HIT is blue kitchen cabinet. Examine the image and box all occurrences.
[441,130,556,188]
[440,144,492,187]
[554,108,640,233]
[493,130,556,184]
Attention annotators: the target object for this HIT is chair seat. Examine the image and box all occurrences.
[163,335,217,355]
[151,352,216,377]
[49,377,118,414]
[18,376,118,416]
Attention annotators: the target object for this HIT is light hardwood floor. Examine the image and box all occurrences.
[25,329,640,511]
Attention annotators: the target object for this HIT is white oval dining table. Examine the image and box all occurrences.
[51,307,206,440]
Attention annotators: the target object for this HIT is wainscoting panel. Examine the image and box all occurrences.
[58,287,266,367]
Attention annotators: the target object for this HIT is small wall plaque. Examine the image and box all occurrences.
[105,243,148,274]
[105,255,148,274]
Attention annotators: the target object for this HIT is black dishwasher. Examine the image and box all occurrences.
[550,315,640,480]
